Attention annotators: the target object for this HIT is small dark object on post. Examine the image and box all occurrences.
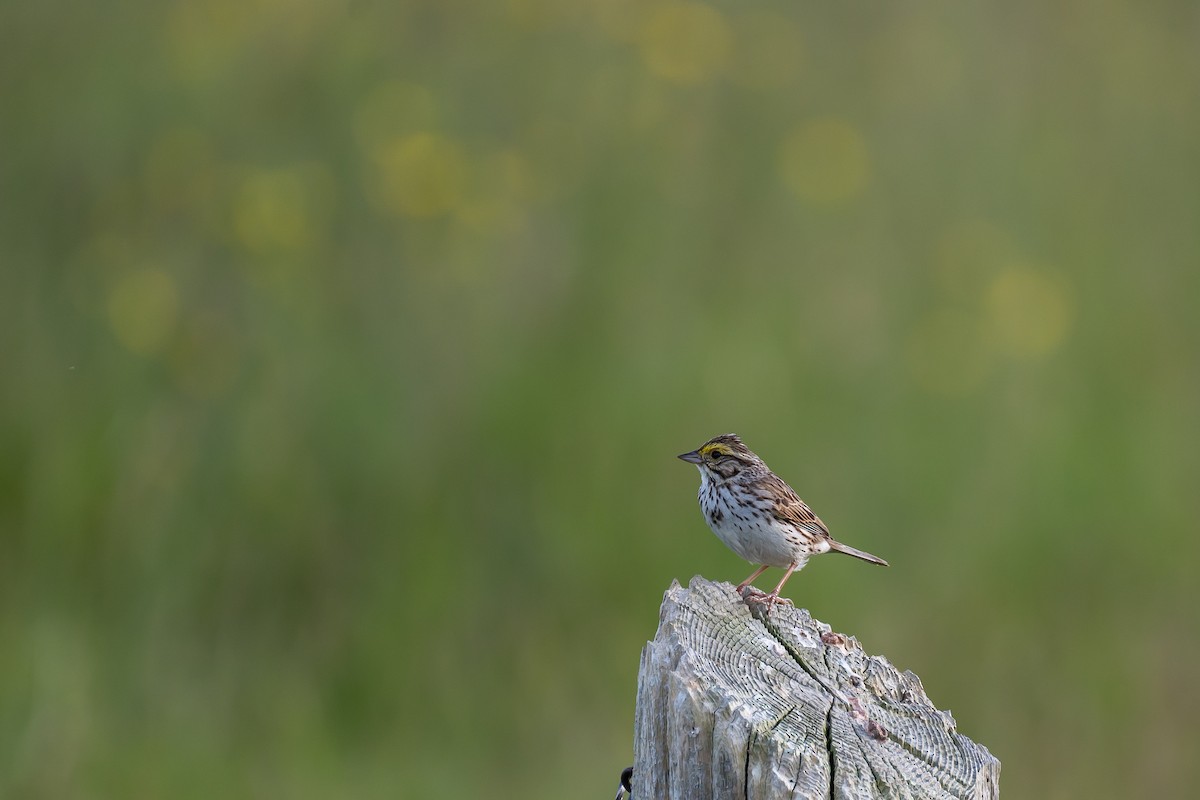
[613,766,633,799]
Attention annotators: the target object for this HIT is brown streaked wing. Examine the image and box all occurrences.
[764,473,833,539]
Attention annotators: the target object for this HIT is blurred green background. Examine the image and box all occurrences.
[2,0,1198,797]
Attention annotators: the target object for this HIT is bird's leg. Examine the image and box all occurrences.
[752,563,799,613]
[736,564,771,593]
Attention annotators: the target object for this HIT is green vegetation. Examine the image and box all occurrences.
[2,1,1197,797]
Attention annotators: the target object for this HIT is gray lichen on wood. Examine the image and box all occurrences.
[633,577,1000,799]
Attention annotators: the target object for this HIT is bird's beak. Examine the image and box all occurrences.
[677,450,703,464]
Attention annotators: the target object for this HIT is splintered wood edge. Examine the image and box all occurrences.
[632,576,1000,800]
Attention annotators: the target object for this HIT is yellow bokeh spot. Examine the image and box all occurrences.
[234,165,334,254]
[986,267,1073,358]
[905,310,991,396]
[107,269,179,356]
[779,118,870,205]
[353,81,438,155]
[374,133,466,219]
[638,1,730,85]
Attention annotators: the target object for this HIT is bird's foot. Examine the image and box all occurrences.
[741,588,792,612]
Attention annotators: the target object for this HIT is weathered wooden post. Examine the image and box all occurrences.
[633,578,1000,799]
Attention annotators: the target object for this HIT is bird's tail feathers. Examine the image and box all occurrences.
[828,540,888,566]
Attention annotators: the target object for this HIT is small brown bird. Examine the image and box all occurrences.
[678,434,887,610]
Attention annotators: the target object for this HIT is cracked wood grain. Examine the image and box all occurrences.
[632,577,1000,799]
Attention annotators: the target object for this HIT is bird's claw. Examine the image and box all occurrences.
[740,588,793,611]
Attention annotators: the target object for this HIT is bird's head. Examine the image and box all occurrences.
[677,433,761,479]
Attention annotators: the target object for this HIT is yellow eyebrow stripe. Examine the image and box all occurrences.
[700,443,733,457]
